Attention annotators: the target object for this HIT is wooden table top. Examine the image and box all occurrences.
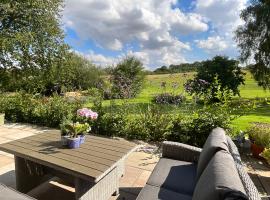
[0,130,137,182]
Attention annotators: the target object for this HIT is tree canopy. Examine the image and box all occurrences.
[235,0,270,88]
[0,0,68,92]
[185,56,245,102]
[153,62,201,74]
[111,56,145,99]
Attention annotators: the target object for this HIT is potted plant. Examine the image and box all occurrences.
[60,120,72,146]
[248,123,270,158]
[76,108,98,144]
[0,113,4,125]
[261,148,270,165]
[61,122,90,149]
[60,108,98,148]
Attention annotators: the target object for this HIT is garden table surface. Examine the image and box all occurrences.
[0,130,137,200]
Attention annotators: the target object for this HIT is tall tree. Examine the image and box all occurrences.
[0,0,67,91]
[111,57,145,99]
[235,0,270,88]
[184,56,245,102]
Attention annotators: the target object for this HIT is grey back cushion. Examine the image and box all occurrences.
[192,150,248,200]
[196,127,229,179]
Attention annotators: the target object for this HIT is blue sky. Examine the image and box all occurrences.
[63,0,247,69]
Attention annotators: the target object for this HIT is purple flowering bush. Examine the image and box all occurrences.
[184,78,210,101]
[153,93,186,105]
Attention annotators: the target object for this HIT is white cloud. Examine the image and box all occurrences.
[63,0,208,68]
[195,0,247,56]
[196,36,228,53]
[80,51,118,67]
[63,0,248,68]
[196,0,247,32]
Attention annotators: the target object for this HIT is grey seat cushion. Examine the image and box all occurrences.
[0,183,36,200]
[147,158,197,196]
[136,184,192,200]
[192,150,248,200]
[197,127,229,179]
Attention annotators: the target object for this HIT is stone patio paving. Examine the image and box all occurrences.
[0,123,270,199]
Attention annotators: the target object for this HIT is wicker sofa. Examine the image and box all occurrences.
[136,127,261,200]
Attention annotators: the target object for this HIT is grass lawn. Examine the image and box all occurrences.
[89,71,270,134]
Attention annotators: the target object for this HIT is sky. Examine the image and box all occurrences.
[62,0,248,70]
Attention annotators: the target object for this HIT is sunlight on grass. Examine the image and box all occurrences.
[86,71,270,134]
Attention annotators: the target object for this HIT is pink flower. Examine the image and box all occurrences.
[90,111,98,120]
[77,108,98,120]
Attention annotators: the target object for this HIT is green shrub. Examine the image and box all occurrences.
[0,93,81,127]
[247,123,270,148]
[261,148,270,164]
[110,56,145,99]
[122,106,172,141]
[153,93,186,105]
[92,112,126,137]
[0,93,233,146]
[166,105,232,147]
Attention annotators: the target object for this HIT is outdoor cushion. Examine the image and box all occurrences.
[0,183,36,200]
[147,158,197,196]
[136,184,192,200]
[196,127,229,179]
[192,150,248,200]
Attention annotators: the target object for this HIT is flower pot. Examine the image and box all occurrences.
[0,113,5,125]
[61,135,70,146]
[67,137,81,149]
[79,135,86,144]
[251,143,264,158]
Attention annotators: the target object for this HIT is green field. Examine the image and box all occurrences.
[98,71,270,133]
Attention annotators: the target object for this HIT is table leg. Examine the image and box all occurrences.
[75,167,119,200]
[15,156,50,193]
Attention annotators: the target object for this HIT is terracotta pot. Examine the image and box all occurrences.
[251,143,264,158]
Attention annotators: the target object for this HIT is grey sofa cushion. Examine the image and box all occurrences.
[0,184,36,200]
[197,127,229,179]
[192,150,248,200]
[147,158,197,196]
[136,184,192,200]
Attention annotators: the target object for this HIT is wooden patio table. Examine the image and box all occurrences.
[0,130,137,200]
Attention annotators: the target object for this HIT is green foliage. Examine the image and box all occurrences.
[247,123,270,148]
[153,93,186,105]
[60,122,90,138]
[261,148,270,164]
[154,62,202,74]
[110,56,146,99]
[92,112,126,137]
[0,93,81,127]
[0,0,67,92]
[90,100,232,146]
[123,106,172,141]
[166,105,232,147]
[58,52,103,91]
[236,0,270,89]
[184,56,245,102]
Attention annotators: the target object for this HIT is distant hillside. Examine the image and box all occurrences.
[153,62,202,74]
